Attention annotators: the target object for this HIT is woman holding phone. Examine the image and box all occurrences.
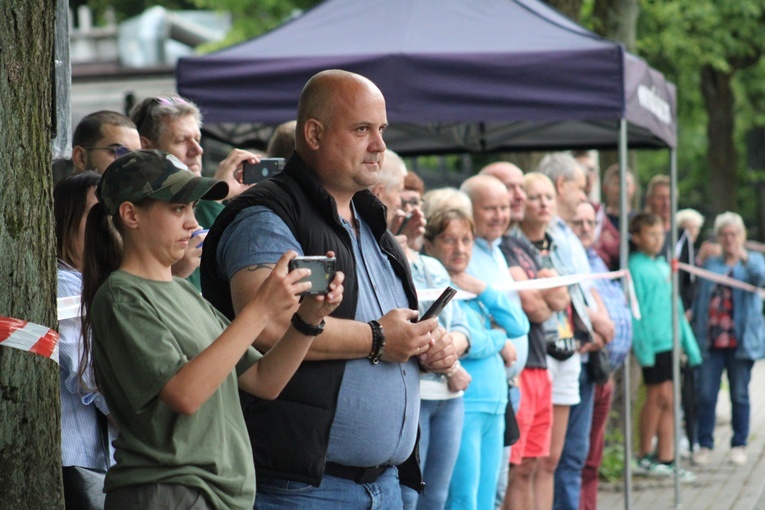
[80,150,343,509]
[423,207,529,510]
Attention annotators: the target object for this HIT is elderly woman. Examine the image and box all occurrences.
[423,207,529,510]
[691,212,765,467]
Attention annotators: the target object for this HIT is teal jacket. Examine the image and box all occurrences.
[691,252,765,361]
[628,252,701,367]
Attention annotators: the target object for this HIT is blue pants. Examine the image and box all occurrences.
[402,397,464,510]
[255,467,403,510]
[697,348,754,449]
[446,411,504,510]
[553,364,595,510]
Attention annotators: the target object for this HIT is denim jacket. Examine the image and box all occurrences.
[691,252,765,361]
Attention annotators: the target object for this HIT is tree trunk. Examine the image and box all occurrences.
[700,65,738,215]
[592,0,638,52]
[543,0,583,21]
[0,1,63,509]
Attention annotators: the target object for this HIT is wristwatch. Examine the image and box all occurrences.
[291,313,325,337]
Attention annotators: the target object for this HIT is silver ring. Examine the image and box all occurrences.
[416,346,420,355]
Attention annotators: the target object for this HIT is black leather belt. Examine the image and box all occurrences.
[324,462,388,484]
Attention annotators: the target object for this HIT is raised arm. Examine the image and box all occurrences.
[160,251,313,415]
[230,261,440,363]
[509,266,553,323]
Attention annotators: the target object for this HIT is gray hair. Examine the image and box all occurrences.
[422,187,472,220]
[129,95,202,144]
[713,211,746,236]
[536,152,582,185]
[377,149,407,190]
[676,208,705,230]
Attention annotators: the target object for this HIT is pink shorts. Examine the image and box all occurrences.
[510,368,553,465]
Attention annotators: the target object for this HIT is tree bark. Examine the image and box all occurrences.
[0,1,63,509]
[592,0,638,52]
[700,65,738,215]
[543,0,583,21]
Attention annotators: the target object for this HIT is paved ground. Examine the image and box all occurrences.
[598,360,765,510]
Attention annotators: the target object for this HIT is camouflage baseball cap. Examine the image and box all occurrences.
[96,150,228,215]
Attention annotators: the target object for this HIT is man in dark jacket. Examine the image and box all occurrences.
[201,69,457,508]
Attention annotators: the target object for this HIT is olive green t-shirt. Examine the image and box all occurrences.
[92,270,261,509]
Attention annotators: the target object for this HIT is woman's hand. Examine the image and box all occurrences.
[447,363,471,392]
[450,272,487,295]
[297,269,345,325]
[250,251,312,320]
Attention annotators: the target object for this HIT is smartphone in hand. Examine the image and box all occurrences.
[419,286,457,322]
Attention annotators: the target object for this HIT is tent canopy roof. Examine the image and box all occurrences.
[177,0,676,154]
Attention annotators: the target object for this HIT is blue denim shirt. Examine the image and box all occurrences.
[218,204,419,467]
[691,252,765,361]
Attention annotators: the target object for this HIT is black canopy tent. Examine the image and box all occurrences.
[177,0,685,506]
[176,0,676,155]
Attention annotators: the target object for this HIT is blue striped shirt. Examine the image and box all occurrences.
[58,264,116,469]
[585,249,633,368]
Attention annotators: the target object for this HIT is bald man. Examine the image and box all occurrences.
[201,70,456,508]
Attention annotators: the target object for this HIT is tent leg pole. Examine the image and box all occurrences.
[670,148,683,508]
[619,119,632,510]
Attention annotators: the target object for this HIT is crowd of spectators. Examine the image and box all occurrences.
[52,69,765,510]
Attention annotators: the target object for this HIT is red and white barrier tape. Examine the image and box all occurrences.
[677,262,765,299]
[0,316,59,363]
[418,269,642,320]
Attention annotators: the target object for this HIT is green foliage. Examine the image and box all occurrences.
[600,410,626,482]
[636,0,765,226]
[71,0,323,49]
[71,0,197,23]
[191,0,323,51]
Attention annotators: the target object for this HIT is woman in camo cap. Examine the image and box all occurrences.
[80,149,344,509]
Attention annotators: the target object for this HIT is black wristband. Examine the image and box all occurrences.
[291,313,325,337]
[367,320,386,364]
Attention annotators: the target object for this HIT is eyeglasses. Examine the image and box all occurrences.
[401,197,422,208]
[82,145,132,158]
[436,235,474,247]
[571,219,597,229]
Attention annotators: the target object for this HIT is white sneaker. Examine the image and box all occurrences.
[729,446,747,466]
[693,447,712,466]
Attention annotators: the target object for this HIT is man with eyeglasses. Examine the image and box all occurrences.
[570,201,632,510]
[130,95,261,285]
[71,111,141,174]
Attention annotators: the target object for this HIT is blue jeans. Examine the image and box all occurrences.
[255,467,403,510]
[697,348,754,449]
[553,364,595,510]
[402,397,464,510]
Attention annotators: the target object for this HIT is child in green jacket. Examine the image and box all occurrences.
[628,212,701,478]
